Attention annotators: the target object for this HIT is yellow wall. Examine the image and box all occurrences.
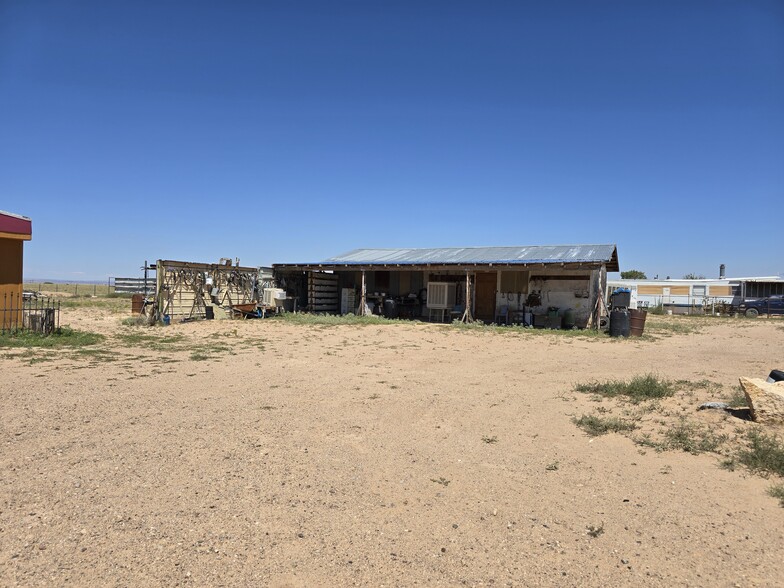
[709,285,732,296]
[669,286,690,295]
[638,285,663,295]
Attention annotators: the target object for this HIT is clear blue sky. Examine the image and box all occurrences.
[2,1,782,281]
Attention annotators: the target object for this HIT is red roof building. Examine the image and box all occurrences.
[0,211,33,322]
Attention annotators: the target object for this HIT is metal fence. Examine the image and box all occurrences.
[1,292,60,335]
[112,277,153,295]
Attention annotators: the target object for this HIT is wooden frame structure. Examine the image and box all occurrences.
[154,259,259,322]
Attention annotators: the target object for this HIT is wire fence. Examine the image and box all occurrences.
[24,282,113,296]
[1,292,61,335]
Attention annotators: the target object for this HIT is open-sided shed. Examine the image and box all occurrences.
[274,244,618,328]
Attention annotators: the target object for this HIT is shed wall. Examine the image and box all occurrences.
[0,238,24,324]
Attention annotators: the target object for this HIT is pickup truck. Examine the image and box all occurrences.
[736,294,784,317]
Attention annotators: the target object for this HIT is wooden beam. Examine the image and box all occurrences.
[461,270,474,323]
[0,231,31,241]
[359,270,367,316]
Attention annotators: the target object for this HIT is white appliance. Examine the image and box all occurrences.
[263,288,286,307]
[426,282,456,309]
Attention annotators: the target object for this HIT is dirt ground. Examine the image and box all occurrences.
[2,303,783,587]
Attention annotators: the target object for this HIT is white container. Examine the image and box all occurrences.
[263,288,286,307]
[427,282,456,309]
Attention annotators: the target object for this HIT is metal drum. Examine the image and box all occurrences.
[563,308,576,329]
[609,309,630,337]
[629,308,647,336]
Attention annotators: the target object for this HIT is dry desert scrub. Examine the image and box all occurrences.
[572,373,784,506]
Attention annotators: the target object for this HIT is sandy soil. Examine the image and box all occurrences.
[2,305,783,587]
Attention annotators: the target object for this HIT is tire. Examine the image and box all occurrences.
[745,308,759,318]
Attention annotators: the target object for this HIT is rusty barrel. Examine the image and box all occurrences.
[131,294,144,314]
[629,308,647,337]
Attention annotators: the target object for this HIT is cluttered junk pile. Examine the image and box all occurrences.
[130,259,289,325]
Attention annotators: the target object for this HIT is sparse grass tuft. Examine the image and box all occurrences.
[737,428,784,477]
[121,316,149,327]
[186,342,233,362]
[644,315,703,336]
[663,419,727,454]
[633,433,666,452]
[723,386,749,407]
[0,327,104,348]
[482,435,498,444]
[586,522,605,538]
[449,320,606,339]
[575,374,675,403]
[116,332,185,350]
[57,296,129,313]
[273,313,394,327]
[573,414,637,436]
[73,348,121,363]
[768,484,784,507]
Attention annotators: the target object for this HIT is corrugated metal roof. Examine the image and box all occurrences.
[323,244,617,266]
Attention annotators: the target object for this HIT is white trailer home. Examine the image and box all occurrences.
[607,276,784,314]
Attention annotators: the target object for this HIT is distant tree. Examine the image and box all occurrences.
[620,270,647,280]
[682,273,706,280]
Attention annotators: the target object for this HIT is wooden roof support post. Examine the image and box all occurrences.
[589,268,600,329]
[461,269,474,323]
[359,270,368,316]
[590,264,608,330]
[154,259,164,322]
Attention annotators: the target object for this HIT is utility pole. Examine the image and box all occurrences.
[142,261,149,296]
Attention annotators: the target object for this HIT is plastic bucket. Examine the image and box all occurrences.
[629,308,647,336]
[163,314,171,326]
[205,306,214,320]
